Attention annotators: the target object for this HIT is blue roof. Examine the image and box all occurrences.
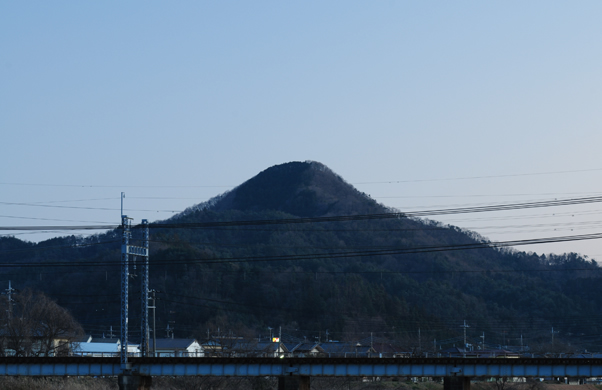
[150,339,198,350]
[74,343,119,354]
[320,342,368,354]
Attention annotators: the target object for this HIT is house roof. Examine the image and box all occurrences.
[320,342,369,354]
[440,347,466,354]
[77,335,93,343]
[571,353,602,358]
[255,342,289,353]
[291,342,323,353]
[91,337,120,344]
[371,342,409,354]
[283,342,300,352]
[74,343,120,354]
[149,338,199,350]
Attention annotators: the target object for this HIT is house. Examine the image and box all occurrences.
[201,340,222,356]
[225,340,287,357]
[72,336,139,357]
[0,328,81,357]
[438,347,519,358]
[372,342,411,358]
[149,338,203,357]
[319,342,374,357]
[283,342,301,356]
[251,341,288,357]
[289,342,324,357]
[74,342,120,357]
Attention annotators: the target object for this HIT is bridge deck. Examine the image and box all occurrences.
[0,357,601,378]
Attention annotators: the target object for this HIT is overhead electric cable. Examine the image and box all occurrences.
[353,167,602,185]
[0,201,179,213]
[1,232,602,268]
[3,167,602,188]
[3,195,602,231]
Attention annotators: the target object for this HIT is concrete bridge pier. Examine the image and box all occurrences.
[118,373,152,390]
[444,376,471,390]
[278,376,310,390]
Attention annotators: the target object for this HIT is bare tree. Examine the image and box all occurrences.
[0,289,84,356]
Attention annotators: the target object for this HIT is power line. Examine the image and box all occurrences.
[0,231,601,268]
[3,167,602,189]
[0,239,119,254]
[0,183,234,188]
[353,167,602,185]
[3,194,602,231]
[0,214,114,224]
[375,191,602,199]
[0,201,180,213]
[174,233,602,265]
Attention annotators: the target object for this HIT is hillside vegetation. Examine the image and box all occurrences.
[1,161,601,351]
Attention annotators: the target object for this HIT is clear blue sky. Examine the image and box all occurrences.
[1,1,602,259]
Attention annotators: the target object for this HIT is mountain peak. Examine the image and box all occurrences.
[185,161,385,218]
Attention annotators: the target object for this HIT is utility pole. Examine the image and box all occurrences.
[149,289,157,357]
[268,327,273,342]
[4,281,15,321]
[480,332,485,350]
[461,320,469,357]
[418,328,421,354]
[140,219,150,357]
[120,215,131,369]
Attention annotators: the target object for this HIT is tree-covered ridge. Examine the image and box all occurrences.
[0,161,601,351]
[181,161,384,217]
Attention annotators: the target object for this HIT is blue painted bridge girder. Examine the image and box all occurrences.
[1,357,602,378]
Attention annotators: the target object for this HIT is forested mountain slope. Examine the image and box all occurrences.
[1,161,601,351]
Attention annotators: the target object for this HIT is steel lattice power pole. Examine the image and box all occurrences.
[120,216,150,365]
[140,219,150,357]
[120,215,131,369]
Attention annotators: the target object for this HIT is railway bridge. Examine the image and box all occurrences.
[1,356,601,390]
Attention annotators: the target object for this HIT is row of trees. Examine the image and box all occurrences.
[0,289,83,357]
